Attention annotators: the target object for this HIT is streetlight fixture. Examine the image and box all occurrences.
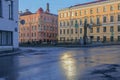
[68,6,72,42]
[83,19,87,45]
[83,19,93,45]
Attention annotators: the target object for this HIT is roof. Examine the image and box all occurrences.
[59,0,108,11]
[44,12,58,16]
[20,10,33,16]
[72,0,107,7]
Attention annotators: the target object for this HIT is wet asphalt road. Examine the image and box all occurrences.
[0,46,120,80]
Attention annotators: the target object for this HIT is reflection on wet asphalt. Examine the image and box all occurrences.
[0,46,120,80]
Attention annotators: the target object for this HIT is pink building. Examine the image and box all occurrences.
[19,3,58,44]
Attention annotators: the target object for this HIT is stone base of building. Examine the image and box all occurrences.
[0,46,19,53]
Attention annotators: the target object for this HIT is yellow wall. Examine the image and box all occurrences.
[58,0,120,42]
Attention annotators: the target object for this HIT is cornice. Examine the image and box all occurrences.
[58,0,120,12]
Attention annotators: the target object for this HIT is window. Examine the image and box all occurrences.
[63,29,65,34]
[103,6,106,12]
[103,16,107,23]
[75,28,78,34]
[80,11,82,16]
[97,17,100,24]
[85,18,88,23]
[0,31,13,46]
[63,13,65,18]
[110,5,114,11]
[97,27,100,33]
[97,8,99,13]
[59,14,61,18]
[90,28,93,33]
[110,36,114,42]
[63,21,65,26]
[97,36,100,42]
[118,3,120,10]
[67,29,69,34]
[0,31,1,45]
[90,9,93,14]
[75,12,77,16]
[61,13,63,18]
[103,36,106,42]
[80,19,82,25]
[60,29,62,34]
[110,16,114,22]
[71,29,73,34]
[9,1,14,20]
[103,27,106,32]
[118,25,120,32]
[67,21,69,26]
[60,22,62,27]
[0,0,2,17]
[67,38,69,41]
[118,36,120,41]
[118,14,120,21]
[80,28,82,33]
[110,26,114,32]
[34,33,36,37]
[72,12,74,16]
[90,17,93,24]
[71,20,73,26]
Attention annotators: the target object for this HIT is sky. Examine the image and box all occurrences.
[19,0,94,14]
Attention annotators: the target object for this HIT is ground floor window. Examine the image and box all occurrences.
[97,36,100,42]
[110,36,114,42]
[103,36,106,42]
[0,31,13,46]
[118,36,120,41]
[60,37,65,41]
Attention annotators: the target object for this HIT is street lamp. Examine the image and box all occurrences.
[75,20,79,42]
[83,19,87,45]
[68,6,72,42]
[83,19,92,45]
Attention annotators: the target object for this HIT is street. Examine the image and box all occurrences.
[0,46,120,80]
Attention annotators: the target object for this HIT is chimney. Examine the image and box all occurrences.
[46,3,50,13]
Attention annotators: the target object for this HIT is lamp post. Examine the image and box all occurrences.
[75,20,79,42]
[83,19,87,45]
[68,6,72,42]
[83,18,93,45]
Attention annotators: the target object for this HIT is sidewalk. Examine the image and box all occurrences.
[56,42,120,48]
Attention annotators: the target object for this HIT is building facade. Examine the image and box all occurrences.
[58,0,120,43]
[19,3,58,44]
[0,0,19,51]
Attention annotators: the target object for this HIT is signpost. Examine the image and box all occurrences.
[20,19,25,25]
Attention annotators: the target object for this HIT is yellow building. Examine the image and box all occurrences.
[58,0,120,43]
